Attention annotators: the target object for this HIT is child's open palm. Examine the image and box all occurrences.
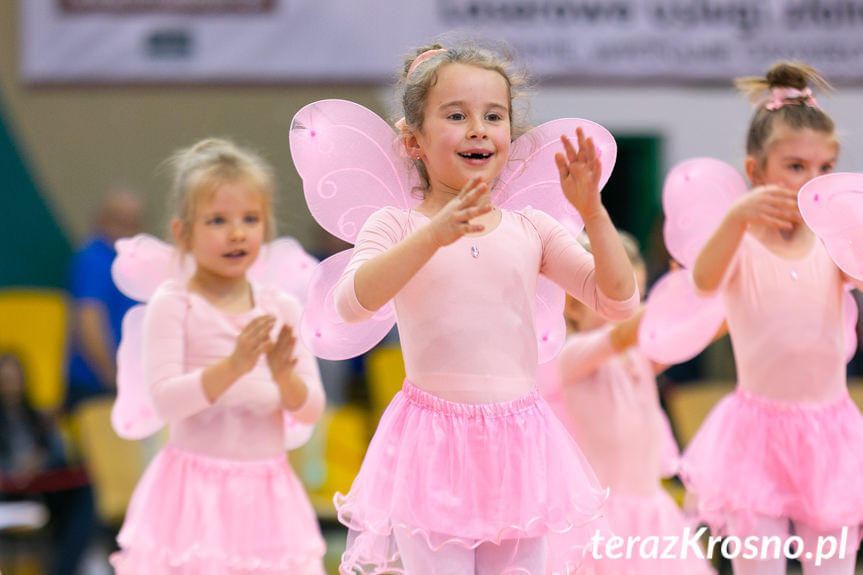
[230,315,275,375]
[730,185,801,230]
[555,127,602,219]
[427,178,492,247]
[266,324,298,382]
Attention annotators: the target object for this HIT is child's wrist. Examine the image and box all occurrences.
[278,375,308,410]
[580,205,609,226]
[226,354,249,378]
[419,223,444,251]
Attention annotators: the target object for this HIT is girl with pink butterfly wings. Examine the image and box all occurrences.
[108,139,327,574]
[291,41,638,574]
[642,62,863,575]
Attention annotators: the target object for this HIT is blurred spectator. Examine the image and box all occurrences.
[65,188,143,411]
[0,353,93,575]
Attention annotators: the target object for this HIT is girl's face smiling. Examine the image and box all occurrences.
[410,63,512,197]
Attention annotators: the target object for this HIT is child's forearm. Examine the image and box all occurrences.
[277,373,325,423]
[276,371,308,411]
[692,212,747,292]
[608,306,645,351]
[582,207,636,301]
[200,357,246,403]
[353,226,439,311]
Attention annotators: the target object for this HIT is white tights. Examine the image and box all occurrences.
[726,513,859,575]
[393,526,547,574]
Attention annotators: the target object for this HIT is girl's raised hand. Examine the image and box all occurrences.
[555,127,603,219]
[427,177,493,247]
[229,315,275,375]
[266,324,298,381]
[729,185,802,230]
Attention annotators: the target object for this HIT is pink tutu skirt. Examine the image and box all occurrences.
[335,380,611,574]
[681,388,863,535]
[111,444,326,574]
[568,490,715,575]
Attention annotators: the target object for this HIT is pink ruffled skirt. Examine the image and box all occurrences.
[111,445,326,574]
[568,489,715,575]
[335,380,610,574]
[681,388,863,535]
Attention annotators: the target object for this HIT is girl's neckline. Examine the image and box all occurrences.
[747,225,817,263]
[409,206,504,238]
[184,280,258,316]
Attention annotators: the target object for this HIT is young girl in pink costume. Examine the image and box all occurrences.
[683,62,863,575]
[538,234,715,575]
[110,139,327,574]
[330,42,639,575]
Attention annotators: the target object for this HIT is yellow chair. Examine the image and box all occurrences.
[365,345,406,423]
[661,380,734,508]
[73,396,162,525]
[0,289,69,410]
[295,405,370,520]
[847,378,863,412]
[663,380,735,448]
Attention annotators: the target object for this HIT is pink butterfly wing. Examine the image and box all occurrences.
[798,173,863,281]
[299,249,396,361]
[494,118,617,236]
[282,413,316,451]
[248,237,318,304]
[663,158,748,269]
[639,269,726,365]
[290,99,420,243]
[112,234,192,302]
[536,275,567,364]
[112,305,164,439]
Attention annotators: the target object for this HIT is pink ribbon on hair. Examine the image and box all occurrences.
[406,48,447,79]
[394,48,448,134]
[765,87,821,111]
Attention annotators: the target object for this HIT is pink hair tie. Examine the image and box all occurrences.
[394,48,448,133]
[406,48,447,79]
[765,86,821,111]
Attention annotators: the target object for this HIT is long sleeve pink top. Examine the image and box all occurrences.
[143,280,325,460]
[335,206,639,403]
[722,236,847,403]
[542,327,679,495]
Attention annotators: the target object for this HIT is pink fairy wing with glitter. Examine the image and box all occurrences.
[290,99,421,243]
[494,118,617,238]
[111,233,319,444]
[299,249,396,361]
[663,158,748,269]
[112,234,193,302]
[112,305,160,439]
[289,100,411,359]
[248,237,318,304]
[798,173,863,281]
[638,269,726,365]
[535,275,567,364]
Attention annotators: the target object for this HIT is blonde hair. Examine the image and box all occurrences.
[166,138,277,251]
[397,39,531,194]
[735,61,836,166]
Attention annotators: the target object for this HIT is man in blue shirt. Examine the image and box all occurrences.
[66,189,143,411]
